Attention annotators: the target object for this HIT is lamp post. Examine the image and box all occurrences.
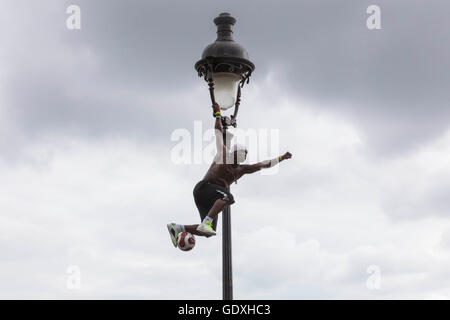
[195,12,255,300]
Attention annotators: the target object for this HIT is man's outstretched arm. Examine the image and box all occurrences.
[241,151,292,174]
[212,103,226,164]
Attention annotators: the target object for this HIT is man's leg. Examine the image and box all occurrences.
[197,199,230,236]
[184,199,228,237]
[185,224,212,237]
[169,199,229,244]
[207,199,228,219]
[167,223,211,248]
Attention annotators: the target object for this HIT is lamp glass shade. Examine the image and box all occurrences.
[213,72,242,110]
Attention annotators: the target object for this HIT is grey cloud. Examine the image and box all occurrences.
[383,178,450,220]
[3,0,450,299]
[3,0,450,159]
[238,0,450,156]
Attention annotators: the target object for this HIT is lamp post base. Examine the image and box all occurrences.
[222,198,233,300]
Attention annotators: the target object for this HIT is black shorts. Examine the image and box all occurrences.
[193,180,235,231]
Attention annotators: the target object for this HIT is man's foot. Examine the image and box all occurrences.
[196,221,216,236]
[167,223,179,247]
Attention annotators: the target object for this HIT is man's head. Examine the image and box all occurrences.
[231,144,247,164]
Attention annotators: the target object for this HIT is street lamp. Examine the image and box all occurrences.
[195,12,255,127]
[194,12,255,300]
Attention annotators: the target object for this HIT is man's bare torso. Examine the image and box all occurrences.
[203,162,244,187]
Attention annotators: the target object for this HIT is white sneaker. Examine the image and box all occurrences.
[167,223,179,247]
[196,221,216,236]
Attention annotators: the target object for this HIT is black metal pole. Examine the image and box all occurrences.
[196,12,254,301]
[222,128,233,300]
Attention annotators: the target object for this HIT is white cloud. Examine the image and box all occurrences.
[2,73,450,298]
[1,1,450,299]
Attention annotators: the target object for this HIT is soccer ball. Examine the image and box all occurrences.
[177,232,196,251]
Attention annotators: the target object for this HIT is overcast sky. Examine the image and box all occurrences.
[1,0,450,299]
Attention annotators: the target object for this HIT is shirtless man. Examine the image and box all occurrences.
[167,103,292,246]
